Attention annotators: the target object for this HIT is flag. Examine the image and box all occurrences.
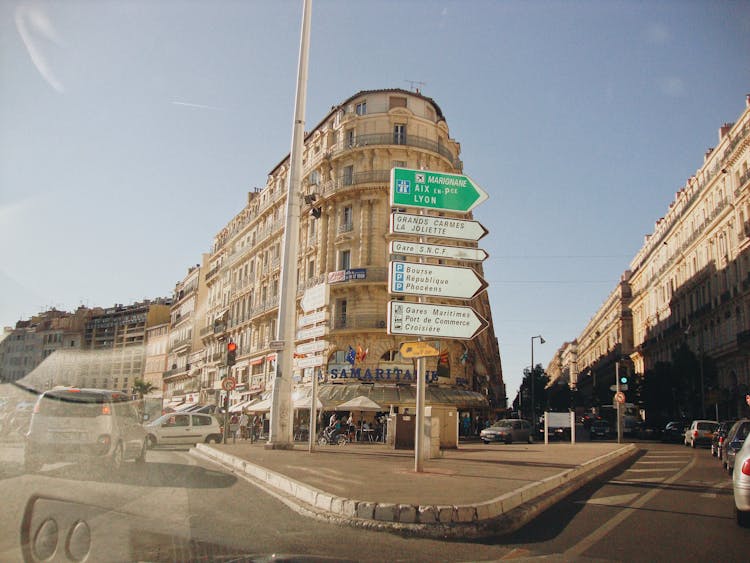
[356,345,368,363]
[345,346,356,366]
[437,347,450,378]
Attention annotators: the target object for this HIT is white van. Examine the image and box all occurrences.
[25,388,148,473]
[145,412,223,447]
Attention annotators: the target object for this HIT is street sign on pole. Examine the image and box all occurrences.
[295,340,327,355]
[610,384,629,392]
[297,325,327,340]
[221,377,236,392]
[614,391,626,404]
[390,168,488,213]
[389,240,488,262]
[295,355,325,369]
[298,310,327,328]
[388,261,488,300]
[387,301,489,340]
[390,213,488,241]
[300,283,329,313]
[399,341,440,358]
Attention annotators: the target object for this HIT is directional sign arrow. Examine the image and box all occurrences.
[390,213,488,242]
[389,240,488,262]
[388,261,488,300]
[390,168,488,213]
[387,301,489,340]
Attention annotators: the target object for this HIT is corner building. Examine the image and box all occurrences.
[200,89,505,416]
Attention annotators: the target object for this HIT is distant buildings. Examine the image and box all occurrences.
[550,95,750,420]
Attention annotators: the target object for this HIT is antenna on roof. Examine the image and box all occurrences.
[404,80,426,94]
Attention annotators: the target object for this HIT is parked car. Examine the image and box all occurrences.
[711,419,737,458]
[480,419,534,444]
[722,419,750,473]
[590,420,610,440]
[684,419,718,448]
[25,388,148,473]
[661,420,688,443]
[732,429,750,527]
[146,412,223,447]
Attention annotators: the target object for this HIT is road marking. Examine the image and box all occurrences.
[563,456,696,559]
[635,460,689,465]
[611,476,666,483]
[624,467,682,472]
[574,493,640,507]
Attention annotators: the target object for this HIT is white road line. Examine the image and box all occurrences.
[625,467,682,472]
[611,477,667,483]
[563,456,696,559]
[635,460,689,465]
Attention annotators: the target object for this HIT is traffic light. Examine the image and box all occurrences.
[226,340,237,367]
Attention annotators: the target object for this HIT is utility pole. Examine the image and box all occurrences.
[267,0,312,449]
[616,362,623,444]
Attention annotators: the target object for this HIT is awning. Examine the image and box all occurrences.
[245,397,273,412]
[317,384,488,410]
[229,400,253,413]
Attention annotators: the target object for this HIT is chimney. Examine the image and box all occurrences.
[704,147,714,163]
[746,94,750,108]
[719,122,734,142]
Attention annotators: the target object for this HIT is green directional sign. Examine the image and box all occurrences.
[390,167,488,213]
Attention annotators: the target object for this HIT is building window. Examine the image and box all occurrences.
[309,170,320,186]
[308,259,315,279]
[389,96,407,109]
[393,124,406,145]
[346,129,355,147]
[355,101,366,115]
[392,160,407,168]
[340,206,353,232]
[343,165,354,186]
[339,250,351,270]
[335,299,348,328]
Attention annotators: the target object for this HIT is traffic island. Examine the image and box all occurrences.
[191,442,638,539]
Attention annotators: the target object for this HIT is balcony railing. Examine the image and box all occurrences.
[330,133,462,170]
[331,313,387,331]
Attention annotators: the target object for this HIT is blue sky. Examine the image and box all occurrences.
[1,0,749,402]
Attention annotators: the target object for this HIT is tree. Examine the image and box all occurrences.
[132,378,155,399]
[520,364,550,422]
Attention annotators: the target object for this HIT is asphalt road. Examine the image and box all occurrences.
[0,440,747,561]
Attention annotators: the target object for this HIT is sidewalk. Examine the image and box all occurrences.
[190,440,637,538]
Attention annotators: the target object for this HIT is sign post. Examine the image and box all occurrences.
[388,166,489,473]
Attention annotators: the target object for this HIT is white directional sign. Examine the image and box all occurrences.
[388,261,488,299]
[389,240,488,262]
[295,340,328,355]
[295,355,325,369]
[387,301,489,340]
[296,325,327,340]
[300,283,329,313]
[390,213,488,242]
[298,310,327,328]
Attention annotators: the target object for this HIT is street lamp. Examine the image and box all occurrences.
[531,335,545,425]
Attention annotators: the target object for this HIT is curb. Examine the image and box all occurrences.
[190,443,638,538]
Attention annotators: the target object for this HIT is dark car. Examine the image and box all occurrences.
[590,420,610,440]
[721,419,750,473]
[711,419,738,458]
[661,421,688,443]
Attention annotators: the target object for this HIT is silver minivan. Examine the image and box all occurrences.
[145,412,223,447]
[25,388,148,473]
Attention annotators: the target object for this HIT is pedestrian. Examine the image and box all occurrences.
[238,412,249,440]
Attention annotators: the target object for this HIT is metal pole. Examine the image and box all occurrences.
[415,205,426,473]
[616,362,622,444]
[308,367,318,452]
[267,0,312,448]
[530,337,535,426]
[415,356,425,472]
[700,349,705,419]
